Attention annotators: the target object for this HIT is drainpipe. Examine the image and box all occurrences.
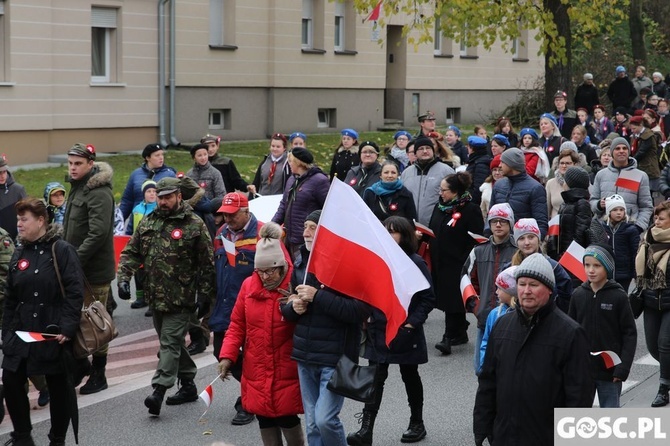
[158,0,169,147]
[169,0,180,146]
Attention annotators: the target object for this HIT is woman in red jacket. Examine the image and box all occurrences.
[218,222,304,445]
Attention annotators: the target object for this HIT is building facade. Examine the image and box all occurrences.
[0,0,543,165]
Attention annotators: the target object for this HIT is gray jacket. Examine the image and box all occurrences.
[401,159,454,225]
[186,162,226,199]
[590,157,653,231]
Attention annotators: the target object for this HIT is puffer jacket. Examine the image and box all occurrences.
[219,263,303,418]
[546,188,594,260]
[0,173,27,240]
[272,167,329,246]
[344,162,382,196]
[461,235,517,329]
[282,256,371,367]
[590,157,653,231]
[62,162,115,284]
[186,161,226,199]
[401,158,455,225]
[2,226,83,375]
[568,280,637,382]
[466,150,492,205]
[601,220,639,282]
[363,253,435,365]
[117,201,215,312]
[119,163,177,233]
[489,171,548,238]
[209,214,263,332]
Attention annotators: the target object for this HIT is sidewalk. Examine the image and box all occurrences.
[621,370,669,408]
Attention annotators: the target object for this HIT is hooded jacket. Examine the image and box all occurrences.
[590,158,653,231]
[119,163,177,233]
[0,172,27,240]
[401,158,455,225]
[466,150,493,205]
[43,182,67,226]
[632,127,660,180]
[568,280,637,382]
[186,161,226,200]
[62,162,116,284]
[2,225,84,375]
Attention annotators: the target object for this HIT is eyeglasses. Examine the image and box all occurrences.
[396,136,409,141]
[439,188,451,193]
[559,161,574,166]
[490,219,507,226]
[256,267,279,277]
[407,151,415,155]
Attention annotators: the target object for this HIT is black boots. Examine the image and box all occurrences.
[401,420,427,443]
[232,396,255,425]
[165,379,198,405]
[145,384,167,416]
[186,329,207,356]
[4,432,35,446]
[346,411,376,446]
[80,356,108,395]
[47,432,65,446]
[652,384,670,407]
[434,335,451,355]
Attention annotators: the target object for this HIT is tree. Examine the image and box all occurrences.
[352,0,629,110]
[629,0,646,66]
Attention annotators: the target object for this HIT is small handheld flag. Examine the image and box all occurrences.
[558,241,587,282]
[548,215,560,237]
[591,350,622,369]
[16,331,58,343]
[198,374,222,421]
[614,169,644,192]
[460,275,479,313]
[468,231,488,244]
[222,237,236,267]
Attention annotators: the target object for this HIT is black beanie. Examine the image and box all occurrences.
[142,144,163,159]
[564,167,590,190]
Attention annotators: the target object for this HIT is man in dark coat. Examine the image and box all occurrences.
[607,66,637,112]
[574,73,600,113]
[473,253,594,446]
[466,136,492,205]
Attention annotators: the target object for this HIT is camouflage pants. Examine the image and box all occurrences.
[88,282,111,357]
[152,311,197,388]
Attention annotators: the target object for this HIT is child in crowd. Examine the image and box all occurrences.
[186,143,226,199]
[477,265,517,375]
[600,194,640,292]
[591,105,614,144]
[129,180,157,310]
[568,244,637,408]
[43,182,67,226]
[329,128,360,180]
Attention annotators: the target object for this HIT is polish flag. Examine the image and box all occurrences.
[468,231,488,244]
[222,237,236,267]
[199,384,213,408]
[460,275,479,313]
[559,241,587,283]
[16,331,57,343]
[548,215,560,237]
[366,0,383,22]
[591,350,622,369]
[615,169,644,192]
[414,220,435,238]
[308,179,431,345]
[113,235,131,271]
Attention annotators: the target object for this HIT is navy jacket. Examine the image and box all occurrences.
[490,171,548,238]
[119,163,177,234]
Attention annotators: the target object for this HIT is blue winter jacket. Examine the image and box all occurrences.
[119,163,177,234]
[490,171,548,238]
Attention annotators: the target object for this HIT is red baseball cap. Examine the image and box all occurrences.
[218,192,249,213]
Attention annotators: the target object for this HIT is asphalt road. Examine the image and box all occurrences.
[0,286,662,446]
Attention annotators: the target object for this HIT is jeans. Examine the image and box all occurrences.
[643,308,670,385]
[473,328,484,374]
[595,380,622,408]
[297,362,346,446]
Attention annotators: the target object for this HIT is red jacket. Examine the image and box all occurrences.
[220,260,303,418]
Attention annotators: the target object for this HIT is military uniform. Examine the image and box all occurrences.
[118,180,215,397]
[0,227,15,323]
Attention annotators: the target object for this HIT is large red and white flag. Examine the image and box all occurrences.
[548,215,560,237]
[591,350,622,369]
[559,241,587,282]
[365,0,383,22]
[615,169,644,192]
[221,237,236,267]
[307,179,431,345]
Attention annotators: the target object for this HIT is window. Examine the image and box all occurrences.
[302,0,325,53]
[459,23,477,58]
[433,16,452,57]
[446,108,461,124]
[412,94,420,119]
[209,0,236,48]
[302,0,313,49]
[91,7,118,83]
[317,108,336,128]
[512,24,529,61]
[209,109,231,130]
[334,2,344,51]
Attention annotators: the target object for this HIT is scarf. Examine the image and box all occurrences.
[635,226,670,290]
[390,146,409,168]
[554,170,566,187]
[367,179,403,197]
[263,266,289,291]
[437,191,472,213]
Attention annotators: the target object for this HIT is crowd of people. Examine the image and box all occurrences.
[1,63,670,446]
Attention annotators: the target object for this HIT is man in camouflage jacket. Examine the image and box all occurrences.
[117,177,215,417]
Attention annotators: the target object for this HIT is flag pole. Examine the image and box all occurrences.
[302,179,339,285]
[198,373,223,421]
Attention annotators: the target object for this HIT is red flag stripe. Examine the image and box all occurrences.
[559,245,587,283]
[615,177,641,192]
[366,0,382,21]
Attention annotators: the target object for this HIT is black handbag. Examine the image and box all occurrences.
[629,287,644,319]
[326,355,378,403]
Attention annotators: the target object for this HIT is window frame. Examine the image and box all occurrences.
[91,7,118,84]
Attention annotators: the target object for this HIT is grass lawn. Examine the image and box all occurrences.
[14,127,479,201]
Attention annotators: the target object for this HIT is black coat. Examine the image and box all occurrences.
[210,156,248,193]
[601,221,639,282]
[330,148,360,181]
[450,140,468,165]
[546,189,594,261]
[568,280,637,382]
[466,151,492,205]
[362,185,417,222]
[539,135,566,165]
[607,77,637,110]
[344,163,382,197]
[474,302,594,446]
[363,253,435,365]
[574,83,601,113]
[429,201,484,312]
[2,228,84,375]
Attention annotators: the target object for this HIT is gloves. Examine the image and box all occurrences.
[196,301,211,319]
[118,281,131,300]
[218,358,233,380]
